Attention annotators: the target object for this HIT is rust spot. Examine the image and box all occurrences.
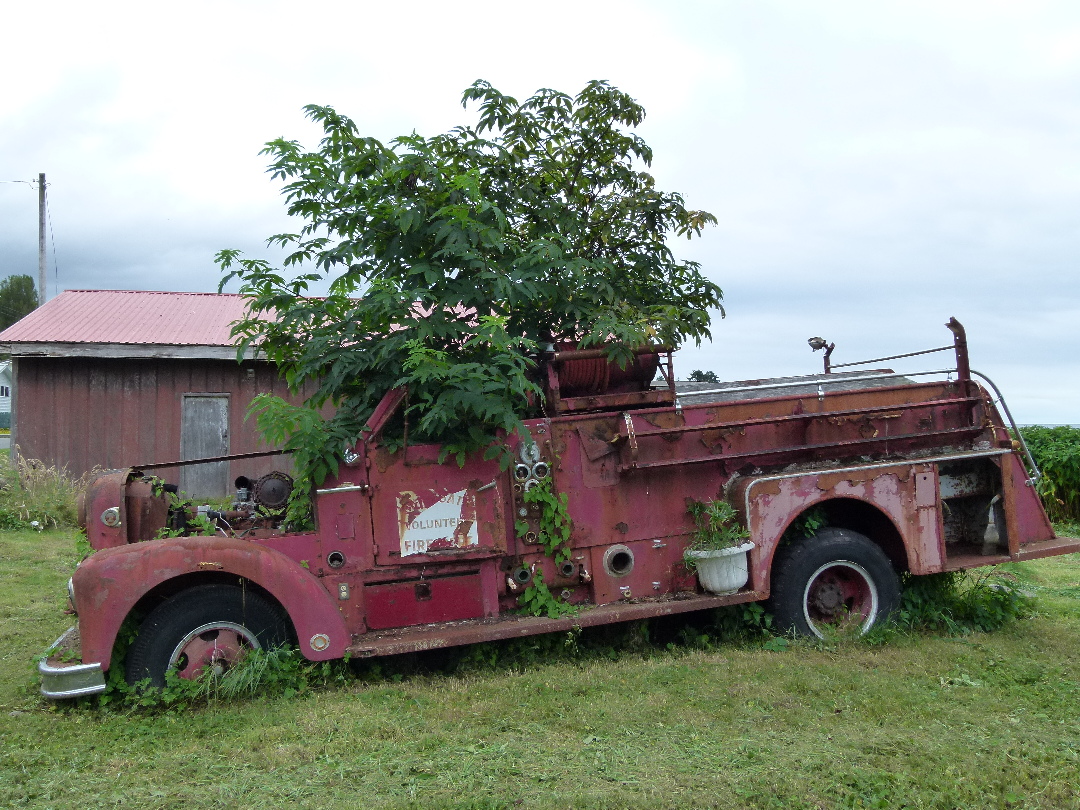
[701,427,743,451]
[615,522,629,534]
[815,467,909,491]
[642,412,683,430]
[576,420,620,461]
[754,479,783,497]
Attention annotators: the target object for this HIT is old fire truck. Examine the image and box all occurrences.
[39,319,1080,698]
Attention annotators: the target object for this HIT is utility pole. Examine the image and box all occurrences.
[37,173,46,304]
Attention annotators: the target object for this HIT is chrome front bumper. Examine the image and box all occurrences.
[38,626,106,699]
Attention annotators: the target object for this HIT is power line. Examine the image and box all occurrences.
[45,183,59,299]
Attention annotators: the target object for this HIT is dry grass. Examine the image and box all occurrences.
[0,448,98,530]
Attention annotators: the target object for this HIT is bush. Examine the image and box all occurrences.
[1019,425,1080,522]
[0,448,94,530]
[888,570,1032,635]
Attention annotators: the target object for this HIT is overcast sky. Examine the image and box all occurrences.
[2,0,1078,422]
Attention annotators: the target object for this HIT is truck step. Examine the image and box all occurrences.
[942,536,1080,571]
[345,590,767,658]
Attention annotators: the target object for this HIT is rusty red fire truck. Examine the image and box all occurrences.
[39,318,1080,698]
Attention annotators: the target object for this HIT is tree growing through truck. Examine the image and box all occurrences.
[218,80,723,519]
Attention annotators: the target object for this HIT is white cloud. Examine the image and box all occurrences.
[1,0,1078,422]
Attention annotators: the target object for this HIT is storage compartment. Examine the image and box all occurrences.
[364,572,487,630]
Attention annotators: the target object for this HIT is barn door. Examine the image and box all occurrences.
[180,394,230,498]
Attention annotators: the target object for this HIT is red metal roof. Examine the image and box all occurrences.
[0,290,251,346]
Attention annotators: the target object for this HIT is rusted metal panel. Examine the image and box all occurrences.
[123,477,169,543]
[743,463,942,586]
[72,536,350,670]
[587,537,695,604]
[312,482,376,572]
[79,470,127,549]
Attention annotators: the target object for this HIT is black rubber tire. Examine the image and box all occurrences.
[125,583,290,688]
[767,527,900,638]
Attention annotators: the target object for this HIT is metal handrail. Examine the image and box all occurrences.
[674,363,1040,486]
[970,369,1041,486]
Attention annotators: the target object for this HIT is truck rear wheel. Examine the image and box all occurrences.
[125,584,290,688]
[768,528,899,638]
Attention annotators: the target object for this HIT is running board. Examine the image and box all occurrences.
[346,589,767,658]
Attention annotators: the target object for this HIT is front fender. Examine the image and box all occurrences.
[72,537,349,670]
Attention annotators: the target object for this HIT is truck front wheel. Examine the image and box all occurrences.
[768,528,900,638]
[125,584,290,688]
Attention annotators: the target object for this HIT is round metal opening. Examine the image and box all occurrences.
[327,551,346,569]
[514,464,532,482]
[603,544,635,577]
[559,561,577,578]
[512,567,533,585]
[532,462,550,479]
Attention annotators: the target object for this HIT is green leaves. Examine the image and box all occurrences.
[520,478,573,563]
[1019,426,1080,522]
[518,569,578,619]
[219,79,723,490]
[685,498,749,553]
[0,273,39,330]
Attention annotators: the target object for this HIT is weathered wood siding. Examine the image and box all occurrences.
[12,357,314,492]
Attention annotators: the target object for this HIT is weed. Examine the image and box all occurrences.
[886,569,1033,636]
[98,642,355,710]
[515,478,576,617]
[0,448,95,530]
[517,477,573,562]
[1053,518,1080,538]
[517,568,577,619]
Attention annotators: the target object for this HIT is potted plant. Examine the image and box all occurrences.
[684,499,754,595]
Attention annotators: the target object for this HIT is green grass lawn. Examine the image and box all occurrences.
[3,530,1080,809]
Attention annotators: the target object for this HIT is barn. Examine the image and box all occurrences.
[0,289,310,497]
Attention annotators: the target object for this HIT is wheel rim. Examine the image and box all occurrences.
[801,560,879,638]
[168,622,262,680]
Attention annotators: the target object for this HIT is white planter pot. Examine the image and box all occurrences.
[686,542,754,595]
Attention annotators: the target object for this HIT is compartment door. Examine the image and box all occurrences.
[369,446,507,567]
